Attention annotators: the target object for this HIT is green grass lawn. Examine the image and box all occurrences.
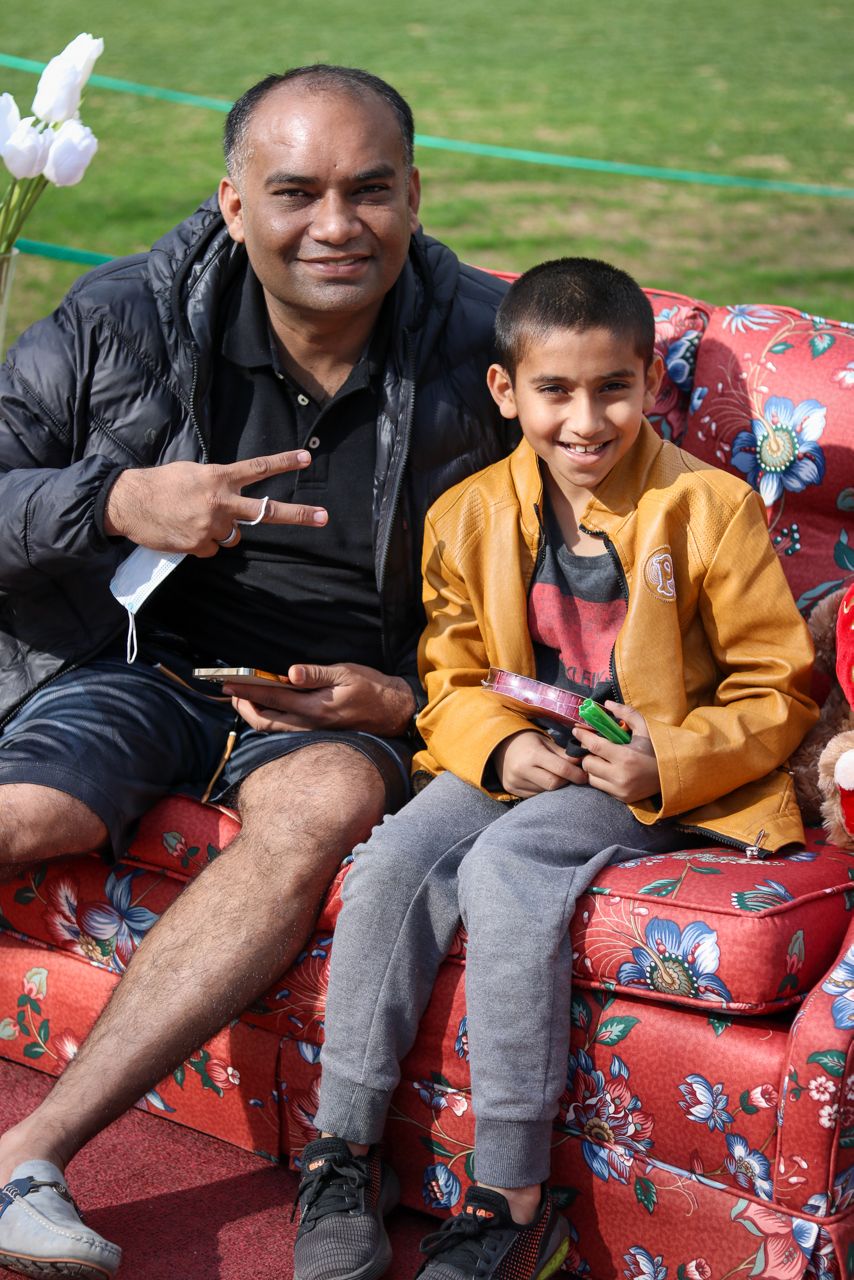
[2,0,853,342]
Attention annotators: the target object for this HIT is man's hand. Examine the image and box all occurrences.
[226,663,416,737]
[573,701,661,803]
[103,451,328,556]
[493,730,587,799]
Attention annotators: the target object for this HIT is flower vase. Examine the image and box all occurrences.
[0,247,19,361]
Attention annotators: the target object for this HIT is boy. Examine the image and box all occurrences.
[291,259,817,1280]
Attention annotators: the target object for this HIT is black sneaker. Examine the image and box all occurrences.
[417,1186,569,1280]
[293,1137,400,1280]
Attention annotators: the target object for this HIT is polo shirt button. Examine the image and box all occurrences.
[308,435,321,449]
[275,371,284,380]
[297,393,310,406]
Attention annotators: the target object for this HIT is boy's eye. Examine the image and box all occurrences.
[601,381,630,393]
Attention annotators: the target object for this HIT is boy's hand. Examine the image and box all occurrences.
[572,701,661,803]
[493,730,587,798]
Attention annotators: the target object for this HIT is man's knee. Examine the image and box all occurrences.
[0,784,108,869]
[236,743,388,870]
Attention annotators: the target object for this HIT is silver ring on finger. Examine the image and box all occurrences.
[216,524,240,548]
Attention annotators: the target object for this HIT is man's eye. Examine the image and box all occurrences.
[602,382,630,393]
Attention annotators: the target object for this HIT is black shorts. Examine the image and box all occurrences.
[0,640,412,859]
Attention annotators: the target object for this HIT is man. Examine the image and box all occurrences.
[0,65,511,1277]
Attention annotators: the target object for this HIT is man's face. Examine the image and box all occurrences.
[219,85,420,324]
[488,326,663,503]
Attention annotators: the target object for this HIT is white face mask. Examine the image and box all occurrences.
[109,547,186,662]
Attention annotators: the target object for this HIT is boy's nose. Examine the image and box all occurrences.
[565,396,599,437]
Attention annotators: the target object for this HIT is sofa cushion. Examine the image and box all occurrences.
[2,799,850,1020]
[681,303,854,615]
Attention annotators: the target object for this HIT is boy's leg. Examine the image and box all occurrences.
[457,784,682,1193]
[314,771,505,1143]
[295,773,505,1280]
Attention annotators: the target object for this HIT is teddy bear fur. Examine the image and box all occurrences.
[789,585,854,844]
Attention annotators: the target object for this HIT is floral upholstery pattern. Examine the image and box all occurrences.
[2,287,854,1276]
[680,303,854,617]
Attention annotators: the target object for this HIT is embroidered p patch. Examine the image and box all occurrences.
[643,547,676,601]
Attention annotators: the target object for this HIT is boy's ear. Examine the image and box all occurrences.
[643,354,665,413]
[487,364,519,420]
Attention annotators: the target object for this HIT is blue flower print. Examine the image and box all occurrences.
[690,385,708,415]
[623,1246,667,1280]
[821,941,854,1030]
[454,1015,469,1060]
[51,867,159,970]
[677,1074,733,1131]
[722,305,779,334]
[617,918,733,1003]
[725,1133,773,1199]
[731,395,826,508]
[562,1050,654,1184]
[422,1162,461,1209]
[664,330,701,392]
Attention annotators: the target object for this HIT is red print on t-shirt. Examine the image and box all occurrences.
[529,583,626,686]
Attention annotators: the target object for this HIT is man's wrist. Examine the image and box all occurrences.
[97,467,130,539]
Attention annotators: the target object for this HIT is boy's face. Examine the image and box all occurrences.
[488,326,664,504]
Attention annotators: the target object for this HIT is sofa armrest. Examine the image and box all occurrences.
[773,915,854,1211]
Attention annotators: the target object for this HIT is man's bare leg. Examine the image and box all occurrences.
[0,743,386,1182]
[0,784,109,878]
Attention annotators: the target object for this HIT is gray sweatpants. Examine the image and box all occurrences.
[314,771,687,1187]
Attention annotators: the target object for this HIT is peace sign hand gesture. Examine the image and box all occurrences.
[103,450,327,556]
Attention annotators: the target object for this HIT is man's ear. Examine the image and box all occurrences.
[408,166,421,233]
[643,353,665,413]
[487,364,518,420]
[218,176,245,244]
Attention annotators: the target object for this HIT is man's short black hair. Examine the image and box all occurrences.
[495,257,656,378]
[224,65,415,181]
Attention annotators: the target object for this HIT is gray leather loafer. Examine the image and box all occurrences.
[0,1160,121,1278]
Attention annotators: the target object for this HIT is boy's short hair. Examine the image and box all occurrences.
[495,257,656,378]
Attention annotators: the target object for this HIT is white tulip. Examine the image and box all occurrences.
[32,33,104,125]
[0,94,20,151]
[43,119,98,187]
[2,117,52,180]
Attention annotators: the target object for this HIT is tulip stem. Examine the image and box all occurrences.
[0,176,48,255]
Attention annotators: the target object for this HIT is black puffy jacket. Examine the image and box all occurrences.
[0,198,513,721]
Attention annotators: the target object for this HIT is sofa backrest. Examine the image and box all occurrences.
[646,288,854,617]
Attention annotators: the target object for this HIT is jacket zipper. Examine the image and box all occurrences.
[187,345,208,462]
[580,524,628,704]
[376,330,416,670]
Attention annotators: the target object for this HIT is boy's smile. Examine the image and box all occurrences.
[488,326,663,509]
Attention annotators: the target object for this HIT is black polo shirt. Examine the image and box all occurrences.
[144,263,388,672]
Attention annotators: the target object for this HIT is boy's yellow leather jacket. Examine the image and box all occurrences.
[414,421,818,853]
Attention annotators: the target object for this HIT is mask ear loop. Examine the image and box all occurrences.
[126,612,139,664]
[237,494,270,527]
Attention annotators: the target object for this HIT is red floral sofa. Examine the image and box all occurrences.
[1,287,854,1279]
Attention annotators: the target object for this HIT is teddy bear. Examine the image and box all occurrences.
[790,582,854,846]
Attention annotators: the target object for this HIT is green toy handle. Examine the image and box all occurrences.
[578,698,632,745]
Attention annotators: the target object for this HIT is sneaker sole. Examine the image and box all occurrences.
[534,1234,569,1280]
[0,1252,115,1280]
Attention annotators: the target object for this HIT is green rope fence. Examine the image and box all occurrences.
[3,48,854,267]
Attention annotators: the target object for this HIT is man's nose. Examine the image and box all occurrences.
[310,192,361,243]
